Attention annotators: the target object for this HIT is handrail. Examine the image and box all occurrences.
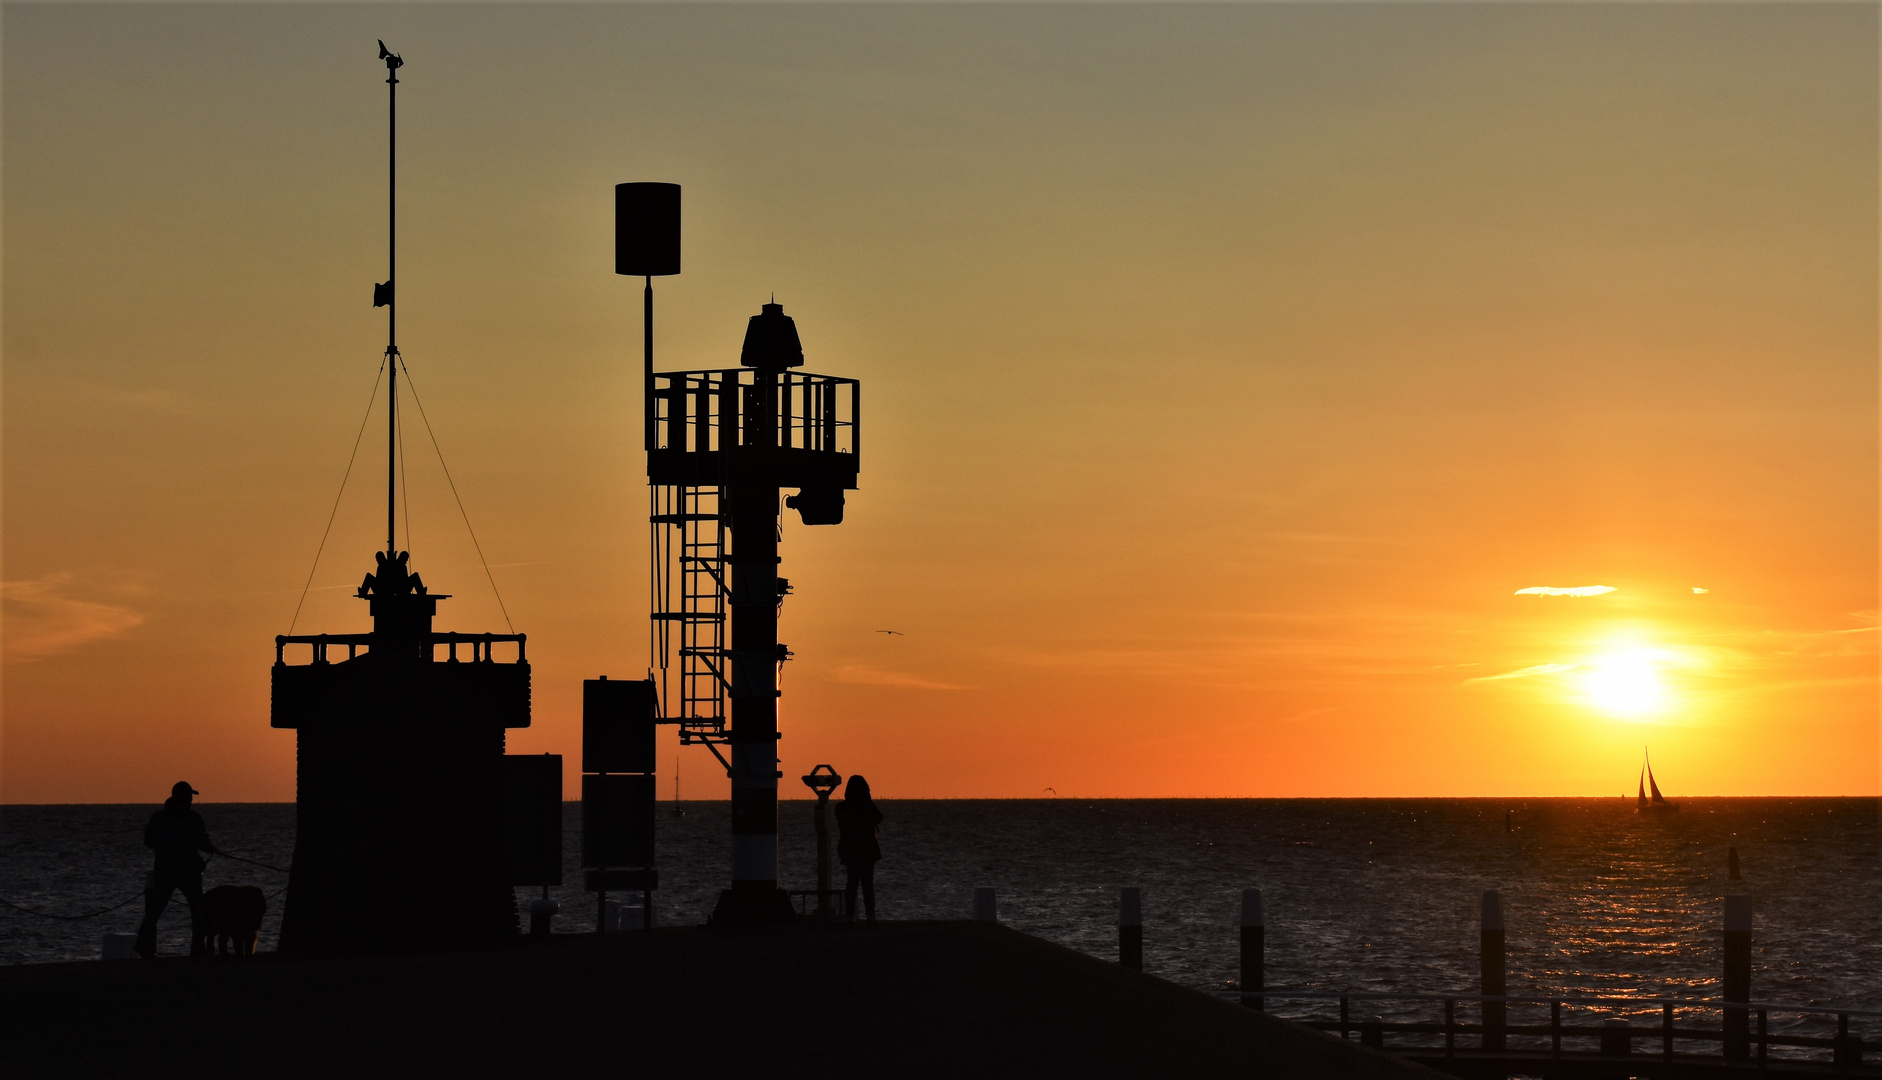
[1228,989,1882,1019]
[651,367,859,457]
[274,631,527,665]
[275,632,526,643]
[1226,987,1875,1071]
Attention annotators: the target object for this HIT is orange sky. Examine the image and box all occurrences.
[4,4,1876,802]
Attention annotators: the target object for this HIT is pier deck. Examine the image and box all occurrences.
[0,920,1435,1078]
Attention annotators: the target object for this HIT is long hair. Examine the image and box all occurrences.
[843,774,873,804]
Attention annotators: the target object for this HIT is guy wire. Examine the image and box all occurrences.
[396,354,514,633]
[399,389,413,555]
[288,359,387,635]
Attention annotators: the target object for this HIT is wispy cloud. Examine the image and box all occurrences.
[831,664,969,691]
[3,574,146,662]
[1515,586,1616,597]
[1464,662,1579,684]
[1691,587,1709,594]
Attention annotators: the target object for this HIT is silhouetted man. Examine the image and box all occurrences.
[135,781,219,958]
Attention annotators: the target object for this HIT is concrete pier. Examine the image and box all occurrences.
[0,922,1438,1079]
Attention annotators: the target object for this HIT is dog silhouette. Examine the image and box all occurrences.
[199,885,267,956]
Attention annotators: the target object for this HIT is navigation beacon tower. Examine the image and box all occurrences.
[619,184,861,925]
[270,44,549,952]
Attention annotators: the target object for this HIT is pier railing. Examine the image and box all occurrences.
[965,884,1876,1078]
[1228,989,1877,1074]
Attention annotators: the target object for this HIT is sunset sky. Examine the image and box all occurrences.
[4,3,1876,803]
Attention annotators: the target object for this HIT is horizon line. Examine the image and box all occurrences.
[5,794,1876,807]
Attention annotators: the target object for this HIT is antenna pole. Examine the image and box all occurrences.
[644,274,654,447]
[383,44,403,556]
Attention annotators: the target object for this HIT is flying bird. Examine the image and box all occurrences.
[876,630,903,636]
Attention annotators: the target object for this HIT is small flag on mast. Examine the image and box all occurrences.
[373,280,393,307]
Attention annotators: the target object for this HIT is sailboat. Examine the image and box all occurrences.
[1636,750,1678,812]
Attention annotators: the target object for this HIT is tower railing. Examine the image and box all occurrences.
[274,632,527,665]
[648,368,859,456]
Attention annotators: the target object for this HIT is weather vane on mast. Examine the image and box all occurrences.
[270,39,541,957]
[374,39,403,558]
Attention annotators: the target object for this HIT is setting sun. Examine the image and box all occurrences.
[1578,646,1671,719]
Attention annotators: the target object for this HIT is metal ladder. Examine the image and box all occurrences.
[650,483,729,744]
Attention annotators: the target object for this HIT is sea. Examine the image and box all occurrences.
[3,798,1876,1051]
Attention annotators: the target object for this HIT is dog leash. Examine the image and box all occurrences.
[1,852,288,921]
[0,892,144,921]
[215,851,291,874]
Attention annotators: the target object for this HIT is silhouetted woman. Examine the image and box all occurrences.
[834,774,883,922]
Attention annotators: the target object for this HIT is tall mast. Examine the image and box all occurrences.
[380,41,403,556]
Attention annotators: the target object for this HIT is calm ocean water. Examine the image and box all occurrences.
[4,797,1876,1042]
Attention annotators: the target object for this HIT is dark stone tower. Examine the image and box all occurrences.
[268,45,541,953]
[272,551,529,952]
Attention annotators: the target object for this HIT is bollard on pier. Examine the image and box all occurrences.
[529,895,559,937]
[1240,887,1264,1011]
[1118,887,1143,970]
[1480,889,1506,1051]
[973,886,998,922]
[1723,894,1752,1059]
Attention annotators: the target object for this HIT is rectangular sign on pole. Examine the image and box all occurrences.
[501,754,563,887]
[615,182,681,278]
[582,677,658,774]
[581,773,655,868]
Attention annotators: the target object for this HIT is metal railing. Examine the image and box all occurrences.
[650,368,859,457]
[1227,988,1877,1070]
[274,631,526,666]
